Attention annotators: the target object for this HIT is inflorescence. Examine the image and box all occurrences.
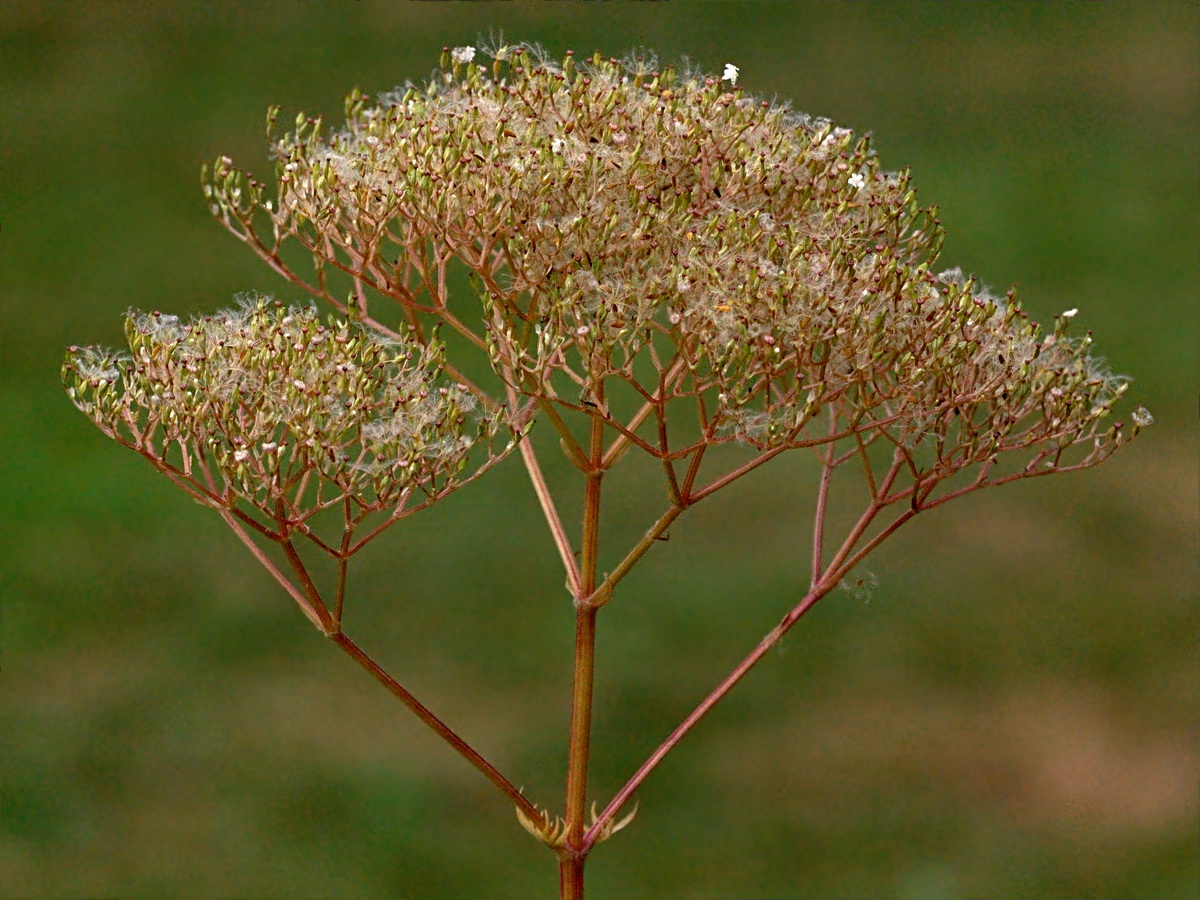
[72,40,1149,557]
[64,40,1152,866]
[65,297,510,553]
[198,42,1147,491]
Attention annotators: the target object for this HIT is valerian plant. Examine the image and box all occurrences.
[64,42,1151,897]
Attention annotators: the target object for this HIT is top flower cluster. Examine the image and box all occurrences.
[202,42,1145,466]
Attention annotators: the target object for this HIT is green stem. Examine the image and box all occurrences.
[588,503,685,608]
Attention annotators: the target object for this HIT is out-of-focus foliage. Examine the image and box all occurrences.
[4,3,1196,898]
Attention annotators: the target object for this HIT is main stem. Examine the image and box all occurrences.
[561,405,606,898]
[560,604,597,896]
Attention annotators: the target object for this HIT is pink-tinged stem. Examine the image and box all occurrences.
[218,510,329,632]
[217,510,540,823]
[811,412,840,587]
[331,632,542,823]
[519,429,582,596]
[582,582,831,852]
[584,447,912,850]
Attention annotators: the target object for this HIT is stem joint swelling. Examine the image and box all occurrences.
[575,587,609,611]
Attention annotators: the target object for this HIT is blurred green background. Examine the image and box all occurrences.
[3,2,1196,898]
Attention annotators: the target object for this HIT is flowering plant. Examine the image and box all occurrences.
[64,42,1149,897]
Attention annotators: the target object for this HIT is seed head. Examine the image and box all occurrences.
[64,296,507,527]
[200,42,1146,480]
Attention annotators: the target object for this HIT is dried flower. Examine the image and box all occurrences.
[200,42,1145,496]
[64,296,511,548]
[69,42,1152,893]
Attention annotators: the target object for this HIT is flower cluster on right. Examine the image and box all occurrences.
[199,43,1147,495]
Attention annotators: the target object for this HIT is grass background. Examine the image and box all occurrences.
[2,1,1196,898]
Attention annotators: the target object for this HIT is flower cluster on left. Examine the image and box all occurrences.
[64,296,511,586]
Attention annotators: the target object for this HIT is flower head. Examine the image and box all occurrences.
[202,42,1144,483]
[64,297,510,527]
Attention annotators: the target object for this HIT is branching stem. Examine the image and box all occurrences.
[332,632,541,823]
[583,581,831,852]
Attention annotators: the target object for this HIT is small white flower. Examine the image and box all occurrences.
[451,46,476,65]
[551,137,567,155]
[823,126,853,147]
[233,449,251,463]
[1062,308,1079,318]
[1131,406,1154,428]
[848,172,865,190]
[722,63,739,85]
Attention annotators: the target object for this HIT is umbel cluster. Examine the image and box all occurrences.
[65,41,1149,573]
[62,41,1151,890]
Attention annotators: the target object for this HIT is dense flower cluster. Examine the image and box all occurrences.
[65,43,1152,882]
[64,297,507,541]
[203,43,1145,489]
